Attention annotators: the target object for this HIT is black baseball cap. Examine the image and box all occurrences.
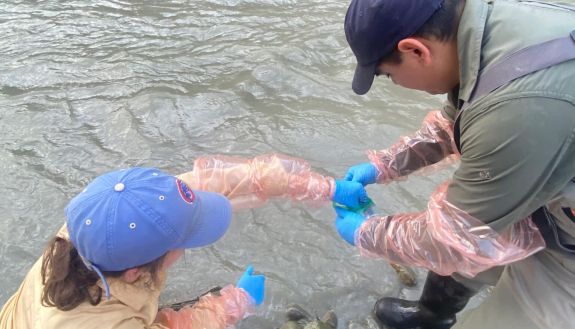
[345,0,444,95]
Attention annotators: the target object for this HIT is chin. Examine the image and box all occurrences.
[410,85,444,95]
[425,88,448,95]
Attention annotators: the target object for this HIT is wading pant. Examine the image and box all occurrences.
[453,202,575,329]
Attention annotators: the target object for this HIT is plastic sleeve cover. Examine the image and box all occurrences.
[177,153,335,210]
[355,182,546,277]
[155,285,254,329]
[367,110,460,184]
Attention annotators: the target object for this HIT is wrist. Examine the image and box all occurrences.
[225,285,256,323]
[236,286,256,305]
[328,177,336,200]
[368,162,380,184]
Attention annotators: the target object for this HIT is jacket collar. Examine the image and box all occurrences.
[98,272,166,324]
[456,0,491,103]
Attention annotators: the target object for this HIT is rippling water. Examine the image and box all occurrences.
[0,1,448,327]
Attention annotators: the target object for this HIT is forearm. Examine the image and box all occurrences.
[156,285,254,329]
[355,182,545,277]
[177,153,335,210]
[368,111,459,184]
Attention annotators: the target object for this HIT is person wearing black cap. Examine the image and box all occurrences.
[332,0,575,328]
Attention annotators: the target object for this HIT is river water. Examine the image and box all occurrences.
[0,1,453,327]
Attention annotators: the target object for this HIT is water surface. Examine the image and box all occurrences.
[0,1,450,327]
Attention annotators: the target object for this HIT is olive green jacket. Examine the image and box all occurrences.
[441,1,575,327]
[442,0,575,238]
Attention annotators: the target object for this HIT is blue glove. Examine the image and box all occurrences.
[333,180,369,209]
[334,206,367,246]
[344,162,378,186]
[236,265,265,305]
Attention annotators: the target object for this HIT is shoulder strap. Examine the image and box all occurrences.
[518,0,575,12]
[462,0,575,108]
[463,30,575,110]
[454,30,575,151]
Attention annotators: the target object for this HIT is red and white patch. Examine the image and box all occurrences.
[176,179,195,204]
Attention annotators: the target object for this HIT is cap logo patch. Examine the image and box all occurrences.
[176,179,195,204]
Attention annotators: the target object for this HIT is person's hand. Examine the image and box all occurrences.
[344,162,378,186]
[334,206,367,246]
[236,265,265,305]
[333,180,369,208]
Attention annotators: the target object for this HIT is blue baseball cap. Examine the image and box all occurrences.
[345,0,444,95]
[66,167,232,272]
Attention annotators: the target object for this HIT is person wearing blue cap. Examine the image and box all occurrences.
[334,0,575,328]
[0,167,264,329]
[0,153,366,329]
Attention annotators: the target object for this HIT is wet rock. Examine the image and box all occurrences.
[280,304,337,329]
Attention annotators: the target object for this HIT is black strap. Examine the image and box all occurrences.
[532,207,575,255]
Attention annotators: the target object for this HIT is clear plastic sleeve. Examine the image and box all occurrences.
[156,285,254,329]
[177,153,335,210]
[355,182,546,277]
[368,110,460,184]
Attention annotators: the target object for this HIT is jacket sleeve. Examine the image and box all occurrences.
[367,110,459,184]
[155,285,254,329]
[355,181,545,278]
[177,153,335,210]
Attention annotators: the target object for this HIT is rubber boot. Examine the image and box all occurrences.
[373,272,476,329]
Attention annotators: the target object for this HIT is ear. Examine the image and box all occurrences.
[122,268,142,283]
[397,38,432,65]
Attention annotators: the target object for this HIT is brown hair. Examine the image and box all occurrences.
[41,236,166,311]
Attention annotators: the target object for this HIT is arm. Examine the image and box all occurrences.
[155,285,254,329]
[355,181,545,277]
[356,98,575,276]
[177,153,335,210]
[368,110,459,184]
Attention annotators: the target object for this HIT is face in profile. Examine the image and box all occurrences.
[376,38,460,95]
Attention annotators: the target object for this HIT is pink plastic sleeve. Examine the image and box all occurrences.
[156,285,254,329]
[368,110,460,184]
[355,182,546,277]
[178,153,335,210]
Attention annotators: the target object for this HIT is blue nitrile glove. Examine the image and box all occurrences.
[333,180,369,209]
[344,162,378,186]
[334,206,367,246]
[236,265,265,305]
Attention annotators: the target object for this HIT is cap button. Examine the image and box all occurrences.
[114,183,125,192]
